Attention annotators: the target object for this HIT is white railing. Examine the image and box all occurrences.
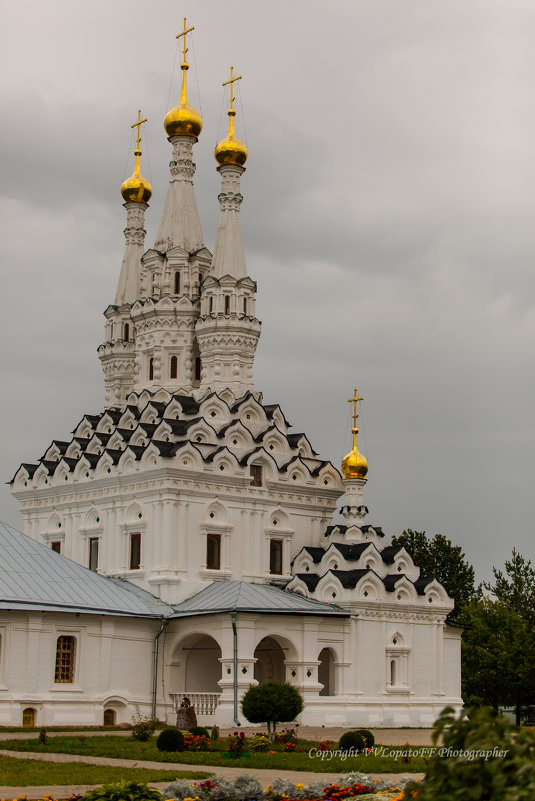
[170,692,221,716]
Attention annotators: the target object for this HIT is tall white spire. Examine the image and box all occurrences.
[195,67,261,394]
[155,19,204,253]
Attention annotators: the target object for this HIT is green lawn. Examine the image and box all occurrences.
[0,736,429,773]
[0,753,212,786]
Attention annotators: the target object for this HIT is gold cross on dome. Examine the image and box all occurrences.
[222,66,242,112]
[176,17,195,63]
[348,388,364,448]
[131,109,148,150]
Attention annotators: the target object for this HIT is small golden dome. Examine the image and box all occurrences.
[164,63,202,138]
[341,444,368,480]
[215,109,248,166]
[121,150,152,204]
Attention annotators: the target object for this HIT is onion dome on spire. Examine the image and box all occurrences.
[215,66,247,167]
[121,110,152,204]
[164,18,202,138]
[341,389,368,479]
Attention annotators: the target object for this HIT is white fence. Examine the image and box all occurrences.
[170,692,221,716]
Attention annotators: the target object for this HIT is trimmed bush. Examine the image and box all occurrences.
[338,730,366,753]
[188,725,209,736]
[84,781,162,801]
[210,724,220,741]
[156,727,184,752]
[355,729,375,748]
[249,733,272,752]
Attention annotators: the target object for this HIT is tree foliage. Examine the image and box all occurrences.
[241,681,303,739]
[460,597,535,716]
[391,529,476,617]
[483,548,535,628]
[404,705,535,801]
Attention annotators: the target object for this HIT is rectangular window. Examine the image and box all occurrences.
[270,539,283,575]
[206,534,221,570]
[51,541,61,553]
[54,635,76,683]
[89,538,99,571]
[130,532,141,570]
[250,464,263,487]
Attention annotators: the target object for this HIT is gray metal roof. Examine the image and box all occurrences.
[171,580,350,617]
[0,521,174,618]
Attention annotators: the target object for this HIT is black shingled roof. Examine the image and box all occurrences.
[332,542,372,560]
[380,545,404,564]
[329,568,369,588]
[295,573,320,591]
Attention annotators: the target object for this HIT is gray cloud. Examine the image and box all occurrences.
[2,0,534,584]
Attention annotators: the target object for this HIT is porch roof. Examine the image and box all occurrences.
[0,521,175,618]
[170,580,350,617]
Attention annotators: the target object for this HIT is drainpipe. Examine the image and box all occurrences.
[230,611,240,726]
[152,619,167,719]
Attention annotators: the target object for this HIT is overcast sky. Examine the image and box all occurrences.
[1,0,534,584]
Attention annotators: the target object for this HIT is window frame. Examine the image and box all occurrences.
[89,537,99,572]
[130,532,141,570]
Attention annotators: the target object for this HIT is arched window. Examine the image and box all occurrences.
[209,296,213,313]
[194,357,201,381]
[55,635,76,683]
[224,295,230,315]
[390,659,396,686]
[243,297,247,315]
[174,272,180,294]
[124,323,129,341]
[170,356,178,379]
[149,357,154,381]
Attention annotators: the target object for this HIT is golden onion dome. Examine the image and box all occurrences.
[341,444,369,480]
[164,62,202,138]
[215,109,248,166]
[121,150,152,204]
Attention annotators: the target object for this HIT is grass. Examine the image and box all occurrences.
[0,736,429,773]
[0,754,213,787]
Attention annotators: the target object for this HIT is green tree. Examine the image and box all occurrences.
[241,681,303,740]
[391,529,476,618]
[460,597,535,721]
[483,548,535,628]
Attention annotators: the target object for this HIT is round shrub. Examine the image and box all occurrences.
[210,725,220,742]
[249,733,272,752]
[156,727,184,752]
[355,729,375,748]
[188,725,209,736]
[338,730,366,753]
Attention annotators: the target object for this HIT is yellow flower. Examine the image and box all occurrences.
[296,785,304,790]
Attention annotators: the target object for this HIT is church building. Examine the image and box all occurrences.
[3,24,462,729]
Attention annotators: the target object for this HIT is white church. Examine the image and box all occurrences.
[2,26,462,730]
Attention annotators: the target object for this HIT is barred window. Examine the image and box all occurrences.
[206,534,221,570]
[170,355,178,379]
[55,635,76,683]
[270,539,283,575]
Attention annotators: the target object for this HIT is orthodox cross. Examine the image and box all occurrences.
[348,388,364,446]
[131,109,147,150]
[176,17,195,63]
[222,66,242,112]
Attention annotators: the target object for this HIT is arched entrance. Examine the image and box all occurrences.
[103,708,116,726]
[318,648,336,696]
[169,633,222,719]
[254,636,290,684]
[22,707,36,727]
